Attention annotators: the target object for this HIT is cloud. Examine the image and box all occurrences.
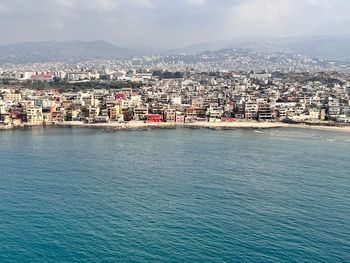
[55,0,75,9]
[0,0,349,48]
[52,21,65,31]
[227,0,350,37]
[0,3,8,12]
[55,0,153,12]
[186,0,207,5]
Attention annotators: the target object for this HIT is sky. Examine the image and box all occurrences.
[0,0,349,48]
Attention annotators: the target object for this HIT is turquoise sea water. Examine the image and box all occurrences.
[0,127,349,262]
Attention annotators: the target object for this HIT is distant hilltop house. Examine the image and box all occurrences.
[66,72,100,81]
[10,71,55,81]
[249,72,272,79]
[30,73,54,81]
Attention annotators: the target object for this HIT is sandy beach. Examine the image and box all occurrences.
[2,120,350,133]
[53,121,350,133]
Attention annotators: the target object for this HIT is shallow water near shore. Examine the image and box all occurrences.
[0,127,349,262]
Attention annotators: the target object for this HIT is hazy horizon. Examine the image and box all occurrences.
[1,34,350,50]
[1,0,350,49]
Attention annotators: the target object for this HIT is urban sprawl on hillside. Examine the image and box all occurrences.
[1,60,350,130]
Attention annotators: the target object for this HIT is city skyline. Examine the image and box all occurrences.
[1,0,350,48]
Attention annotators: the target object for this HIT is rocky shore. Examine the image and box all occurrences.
[2,121,350,133]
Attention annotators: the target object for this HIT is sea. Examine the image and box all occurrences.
[0,127,349,263]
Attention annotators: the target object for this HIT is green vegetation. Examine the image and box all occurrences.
[152,71,184,79]
[0,80,143,91]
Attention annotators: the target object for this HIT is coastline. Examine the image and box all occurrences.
[57,121,350,133]
[2,121,350,133]
[57,121,287,130]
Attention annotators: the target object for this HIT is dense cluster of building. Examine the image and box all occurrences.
[1,69,350,128]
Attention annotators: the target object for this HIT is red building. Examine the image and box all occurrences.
[221,117,236,122]
[115,93,127,100]
[31,73,54,81]
[146,114,163,123]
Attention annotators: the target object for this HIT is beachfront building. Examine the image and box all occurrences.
[164,108,176,123]
[134,107,148,121]
[176,115,185,123]
[258,104,273,122]
[308,109,321,120]
[244,101,258,120]
[26,106,43,125]
[146,114,163,123]
[108,106,123,122]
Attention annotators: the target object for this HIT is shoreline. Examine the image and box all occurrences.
[2,121,350,133]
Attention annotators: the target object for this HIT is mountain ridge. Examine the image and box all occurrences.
[1,35,350,64]
[170,35,350,61]
[0,40,138,64]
